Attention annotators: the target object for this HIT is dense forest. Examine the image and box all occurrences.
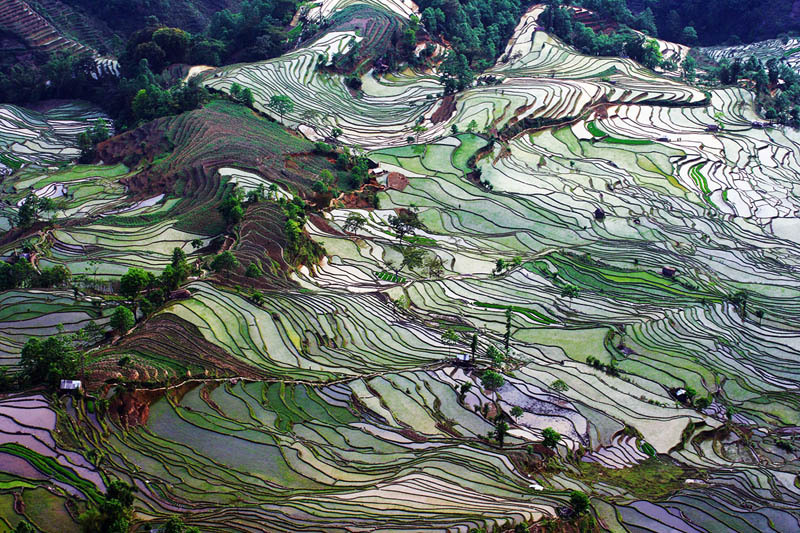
[0,0,299,129]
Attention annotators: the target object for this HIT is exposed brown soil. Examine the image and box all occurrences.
[386,172,409,191]
[431,94,456,124]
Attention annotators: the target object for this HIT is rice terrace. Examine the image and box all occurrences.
[1,0,800,531]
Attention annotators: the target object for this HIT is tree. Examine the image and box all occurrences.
[458,381,472,402]
[425,255,444,278]
[681,26,698,46]
[110,306,135,335]
[268,94,294,124]
[441,328,459,357]
[411,124,427,143]
[245,262,264,278]
[164,515,201,533]
[551,379,569,392]
[542,427,561,449]
[251,290,265,306]
[343,212,368,233]
[494,420,509,447]
[219,188,244,225]
[161,247,189,290]
[16,195,55,228]
[570,490,590,515]
[682,55,697,82]
[481,370,505,396]
[191,239,204,250]
[470,333,478,362]
[14,521,34,533]
[510,405,524,419]
[486,344,504,368]
[211,251,239,277]
[80,480,136,533]
[387,209,426,242]
[20,336,78,388]
[120,267,150,302]
[152,28,191,63]
[400,246,427,272]
[561,285,580,300]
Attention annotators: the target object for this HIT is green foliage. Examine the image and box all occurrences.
[163,515,201,533]
[281,197,325,267]
[439,52,474,94]
[110,306,135,335]
[20,336,79,389]
[79,480,136,533]
[343,212,368,233]
[551,379,569,392]
[15,521,34,533]
[207,0,298,63]
[400,246,427,272]
[387,209,426,242]
[152,28,191,63]
[120,267,151,301]
[78,119,111,163]
[542,427,561,449]
[569,490,590,515]
[230,82,255,107]
[494,420,509,447]
[245,262,264,278]
[417,0,524,66]
[541,4,666,70]
[268,94,295,124]
[211,251,239,275]
[480,370,505,392]
[0,260,71,291]
[510,405,524,418]
[441,329,459,346]
[577,456,690,499]
[15,194,56,228]
[219,187,245,225]
[458,381,473,401]
[486,345,505,367]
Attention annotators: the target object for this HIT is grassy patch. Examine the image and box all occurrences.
[577,456,691,500]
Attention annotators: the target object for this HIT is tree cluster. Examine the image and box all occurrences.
[78,120,111,163]
[418,0,525,68]
[707,56,800,127]
[119,247,192,317]
[207,0,299,64]
[79,480,136,533]
[540,3,668,70]
[0,260,71,291]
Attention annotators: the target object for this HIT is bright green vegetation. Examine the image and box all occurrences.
[586,121,654,145]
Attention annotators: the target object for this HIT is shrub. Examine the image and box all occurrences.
[542,427,561,449]
[569,490,590,514]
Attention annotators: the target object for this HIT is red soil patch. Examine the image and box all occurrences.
[431,94,457,124]
[336,184,384,209]
[386,172,409,191]
[110,388,163,427]
[309,213,346,237]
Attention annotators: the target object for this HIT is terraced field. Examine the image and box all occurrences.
[2,1,800,532]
